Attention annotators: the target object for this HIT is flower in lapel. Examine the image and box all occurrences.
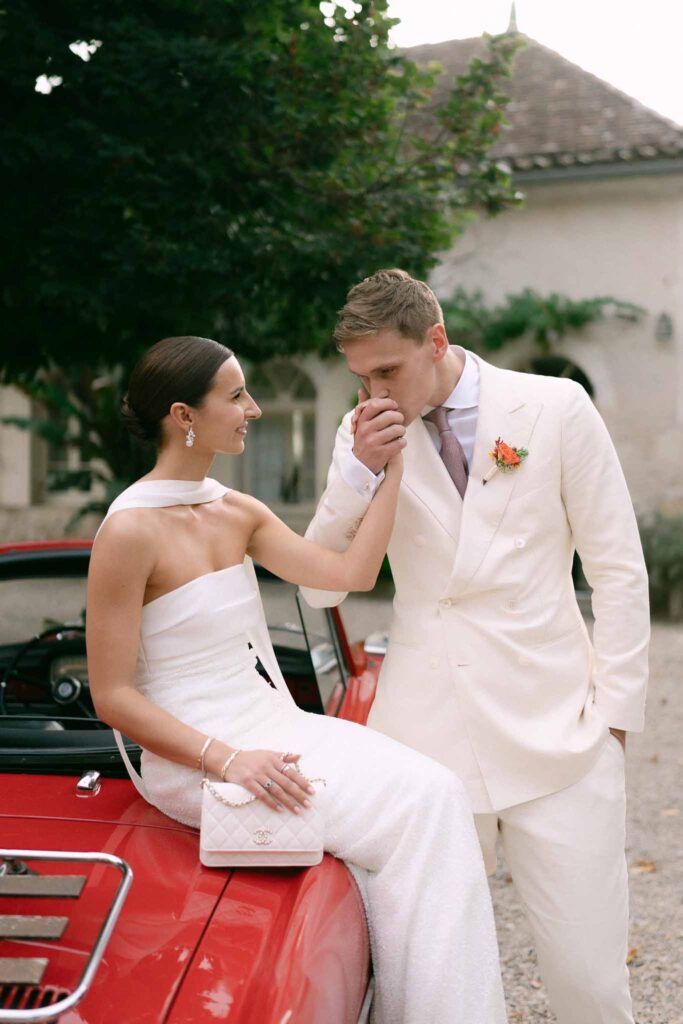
[483,437,529,484]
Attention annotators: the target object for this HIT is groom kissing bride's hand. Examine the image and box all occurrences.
[349,387,406,475]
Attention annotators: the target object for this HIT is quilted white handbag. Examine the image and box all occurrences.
[199,776,326,867]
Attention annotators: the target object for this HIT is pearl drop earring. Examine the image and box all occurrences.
[185,426,195,448]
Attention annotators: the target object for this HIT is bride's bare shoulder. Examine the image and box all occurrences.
[220,489,274,525]
[96,506,158,540]
[90,508,158,577]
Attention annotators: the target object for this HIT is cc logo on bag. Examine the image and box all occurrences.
[253,828,273,846]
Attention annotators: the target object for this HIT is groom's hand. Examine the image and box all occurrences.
[609,727,626,750]
[351,388,406,474]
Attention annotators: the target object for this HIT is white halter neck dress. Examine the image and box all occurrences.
[97,478,506,1024]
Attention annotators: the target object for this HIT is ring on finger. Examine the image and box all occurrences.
[263,779,274,790]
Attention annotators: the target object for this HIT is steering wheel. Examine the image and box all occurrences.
[0,624,96,720]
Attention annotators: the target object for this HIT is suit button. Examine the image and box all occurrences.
[514,538,527,549]
[415,534,426,547]
[429,656,439,669]
[440,598,453,607]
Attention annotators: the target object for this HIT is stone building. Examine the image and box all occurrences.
[421,30,683,521]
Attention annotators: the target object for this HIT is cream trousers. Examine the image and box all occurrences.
[475,733,634,1024]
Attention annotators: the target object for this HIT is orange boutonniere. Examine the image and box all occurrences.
[483,437,529,484]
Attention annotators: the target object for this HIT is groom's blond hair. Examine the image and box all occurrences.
[333,268,444,350]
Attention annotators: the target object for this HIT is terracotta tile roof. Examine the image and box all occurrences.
[405,34,683,173]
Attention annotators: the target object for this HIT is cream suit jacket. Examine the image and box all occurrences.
[301,351,650,810]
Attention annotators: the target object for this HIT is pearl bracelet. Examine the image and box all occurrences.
[220,749,242,782]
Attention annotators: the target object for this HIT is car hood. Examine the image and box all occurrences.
[1,774,229,1024]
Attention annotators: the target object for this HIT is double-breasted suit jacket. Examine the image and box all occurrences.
[301,351,650,810]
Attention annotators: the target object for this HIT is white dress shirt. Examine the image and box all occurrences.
[341,346,480,498]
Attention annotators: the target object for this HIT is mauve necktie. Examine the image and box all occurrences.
[424,406,469,499]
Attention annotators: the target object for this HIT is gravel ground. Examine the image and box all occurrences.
[342,592,683,1024]
[490,624,683,1024]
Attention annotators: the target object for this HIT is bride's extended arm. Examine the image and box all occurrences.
[247,452,402,592]
[86,516,311,812]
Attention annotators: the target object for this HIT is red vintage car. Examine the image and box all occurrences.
[0,540,388,1023]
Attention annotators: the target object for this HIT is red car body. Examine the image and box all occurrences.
[0,541,386,1023]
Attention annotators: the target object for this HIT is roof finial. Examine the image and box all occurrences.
[507,1,518,33]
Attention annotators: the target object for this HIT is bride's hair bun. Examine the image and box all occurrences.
[121,393,156,444]
[122,336,234,448]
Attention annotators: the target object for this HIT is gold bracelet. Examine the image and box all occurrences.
[196,736,214,773]
[201,737,219,775]
[220,749,242,782]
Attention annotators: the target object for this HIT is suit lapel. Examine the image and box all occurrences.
[402,414,462,545]
[448,354,543,594]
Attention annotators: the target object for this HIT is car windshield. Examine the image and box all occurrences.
[0,554,348,774]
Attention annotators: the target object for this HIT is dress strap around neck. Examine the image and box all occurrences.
[97,477,229,535]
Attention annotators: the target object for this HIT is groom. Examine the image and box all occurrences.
[301,268,649,1024]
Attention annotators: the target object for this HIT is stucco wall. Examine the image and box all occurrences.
[430,172,683,516]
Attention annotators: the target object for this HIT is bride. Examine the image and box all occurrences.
[86,335,507,1024]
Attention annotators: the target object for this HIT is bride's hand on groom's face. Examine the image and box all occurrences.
[351,389,407,474]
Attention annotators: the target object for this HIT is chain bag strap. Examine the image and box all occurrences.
[199,767,327,868]
[201,776,326,807]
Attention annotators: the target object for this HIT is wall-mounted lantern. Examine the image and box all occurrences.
[655,313,673,343]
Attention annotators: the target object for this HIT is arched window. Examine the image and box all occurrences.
[244,360,317,505]
[523,355,594,397]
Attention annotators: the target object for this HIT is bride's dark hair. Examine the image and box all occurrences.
[122,336,234,446]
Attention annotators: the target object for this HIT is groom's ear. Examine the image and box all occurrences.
[428,324,450,360]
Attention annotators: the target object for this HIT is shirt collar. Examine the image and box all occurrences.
[424,346,480,416]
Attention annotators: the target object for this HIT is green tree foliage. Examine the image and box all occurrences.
[1,1,522,377]
[441,288,644,354]
[640,514,683,618]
